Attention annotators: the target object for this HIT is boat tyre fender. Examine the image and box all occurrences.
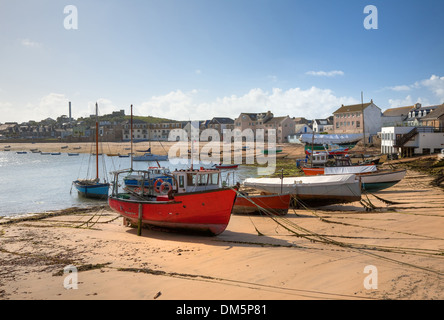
[154,179,164,193]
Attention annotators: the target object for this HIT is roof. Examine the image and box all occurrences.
[333,102,374,114]
[421,104,444,120]
[0,123,18,131]
[264,116,289,124]
[210,117,234,124]
[314,119,329,125]
[238,112,272,121]
[407,105,440,119]
[383,106,413,117]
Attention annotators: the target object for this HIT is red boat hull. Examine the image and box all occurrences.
[302,164,376,176]
[301,167,325,176]
[215,165,239,169]
[233,193,291,216]
[108,188,237,236]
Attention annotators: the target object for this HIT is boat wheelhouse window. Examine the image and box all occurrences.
[197,174,209,186]
[210,173,219,185]
[187,174,194,186]
[178,175,185,188]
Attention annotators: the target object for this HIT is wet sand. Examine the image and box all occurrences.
[2,141,307,160]
[1,163,443,300]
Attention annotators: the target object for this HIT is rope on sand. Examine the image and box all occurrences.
[232,188,444,276]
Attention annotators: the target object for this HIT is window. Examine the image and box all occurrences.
[356,121,360,128]
[179,176,184,188]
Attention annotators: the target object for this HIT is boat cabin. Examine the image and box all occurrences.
[308,153,329,166]
[173,169,221,193]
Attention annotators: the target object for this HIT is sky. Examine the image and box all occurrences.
[1,0,443,123]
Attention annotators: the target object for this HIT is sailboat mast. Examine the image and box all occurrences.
[95,102,99,181]
[130,104,133,170]
[361,91,366,149]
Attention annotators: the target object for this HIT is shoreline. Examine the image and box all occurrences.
[1,164,443,300]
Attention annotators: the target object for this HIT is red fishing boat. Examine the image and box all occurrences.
[233,193,291,216]
[213,163,239,169]
[108,168,237,236]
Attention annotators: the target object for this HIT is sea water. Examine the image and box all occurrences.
[0,151,256,217]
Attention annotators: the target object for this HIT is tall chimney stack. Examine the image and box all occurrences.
[69,101,72,121]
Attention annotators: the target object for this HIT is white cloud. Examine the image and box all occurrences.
[136,87,358,121]
[306,70,344,77]
[420,75,444,102]
[386,74,444,105]
[6,93,70,122]
[387,85,411,92]
[388,95,430,108]
[20,38,42,48]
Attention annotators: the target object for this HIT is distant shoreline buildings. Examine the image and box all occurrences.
[1,100,443,158]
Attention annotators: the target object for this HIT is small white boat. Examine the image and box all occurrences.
[359,169,407,192]
[243,174,361,207]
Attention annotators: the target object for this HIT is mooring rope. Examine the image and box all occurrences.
[231,187,444,276]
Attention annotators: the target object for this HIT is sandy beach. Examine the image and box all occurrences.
[2,141,308,160]
[1,158,443,301]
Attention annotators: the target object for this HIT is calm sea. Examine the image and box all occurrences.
[0,151,257,217]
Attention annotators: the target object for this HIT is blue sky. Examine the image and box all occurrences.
[1,0,443,123]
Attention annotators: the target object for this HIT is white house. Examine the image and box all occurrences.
[381,126,444,157]
[294,123,313,134]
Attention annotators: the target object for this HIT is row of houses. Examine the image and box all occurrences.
[1,101,443,157]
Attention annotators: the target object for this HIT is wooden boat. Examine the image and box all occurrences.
[133,152,168,161]
[302,164,377,176]
[305,147,349,157]
[51,152,61,155]
[73,179,110,199]
[359,169,407,192]
[302,156,377,176]
[302,156,405,192]
[73,103,110,199]
[213,163,239,170]
[16,151,27,154]
[262,149,283,155]
[243,174,361,207]
[233,193,291,215]
[68,153,79,156]
[108,167,237,236]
